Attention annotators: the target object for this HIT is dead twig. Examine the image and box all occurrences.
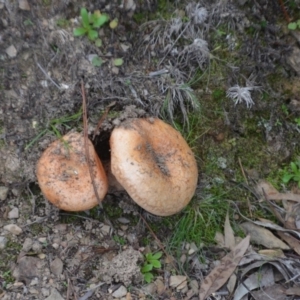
[92,101,116,140]
[238,157,252,218]
[278,0,291,23]
[81,80,103,209]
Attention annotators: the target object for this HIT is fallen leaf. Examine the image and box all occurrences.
[198,235,250,300]
[224,211,235,250]
[19,0,30,10]
[277,231,300,256]
[256,180,300,202]
[227,274,237,294]
[233,265,274,300]
[284,286,300,296]
[240,222,290,250]
[258,249,285,258]
[251,284,285,300]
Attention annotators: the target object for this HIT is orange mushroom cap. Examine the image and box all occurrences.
[36,132,108,211]
[110,118,198,216]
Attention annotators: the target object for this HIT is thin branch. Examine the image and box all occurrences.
[81,80,103,209]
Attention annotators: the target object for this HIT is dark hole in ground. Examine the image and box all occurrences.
[93,130,111,162]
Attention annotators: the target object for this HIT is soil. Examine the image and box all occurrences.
[1,0,300,299]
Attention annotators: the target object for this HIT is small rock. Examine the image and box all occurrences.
[180,254,187,264]
[0,236,8,249]
[0,186,9,201]
[45,288,64,300]
[50,258,63,276]
[8,207,19,219]
[117,217,130,224]
[112,285,127,298]
[3,224,23,235]
[100,224,112,235]
[6,45,17,58]
[111,67,119,75]
[188,242,198,255]
[22,238,33,251]
[32,241,42,253]
[142,283,157,295]
[18,0,30,10]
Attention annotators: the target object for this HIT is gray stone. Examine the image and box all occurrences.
[6,45,17,58]
[0,186,9,201]
[8,207,19,219]
[3,224,23,235]
[112,285,127,298]
[22,237,33,251]
[0,236,8,249]
[45,288,64,300]
[50,257,63,276]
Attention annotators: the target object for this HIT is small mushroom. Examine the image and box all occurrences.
[110,118,198,216]
[36,132,108,211]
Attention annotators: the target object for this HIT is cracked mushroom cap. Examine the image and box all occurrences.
[36,132,108,211]
[110,118,198,216]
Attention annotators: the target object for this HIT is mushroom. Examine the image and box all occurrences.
[110,118,198,216]
[36,132,108,211]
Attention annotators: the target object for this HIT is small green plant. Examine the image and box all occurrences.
[113,235,126,246]
[288,20,300,30]
[282,160,300,187]
[56,18,70,28]
[141,252,162,283]
[73,8,109,42]
[295,117,300,127]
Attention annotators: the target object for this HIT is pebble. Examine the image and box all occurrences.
[19,0,30,10]
[50,258,63,277]
[45,288,64,300]
[22,237,33,251]
[3,224,23,235]
[0,186,9,200]
[32,241,43,253]
[112,285,127,298]
[0,236,8,249]
[6,45,17,58]
[100,224,112,235]
[8,207,19,219]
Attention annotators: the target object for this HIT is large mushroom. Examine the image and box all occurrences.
[110,118,198,216]
[36,132,108,211]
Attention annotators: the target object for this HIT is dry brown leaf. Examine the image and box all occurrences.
[198,235,250,300]
[240,222,290,250]
[284,286,300,296]
[224,211,235,250]
[251,284,285,300]
[256,180,300,202]
[277,231,300,256]
[233,265,274,300]
[258,249,285,258]
[227,274,237,294]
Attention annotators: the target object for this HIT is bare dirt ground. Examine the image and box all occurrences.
[1,0,300,299]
